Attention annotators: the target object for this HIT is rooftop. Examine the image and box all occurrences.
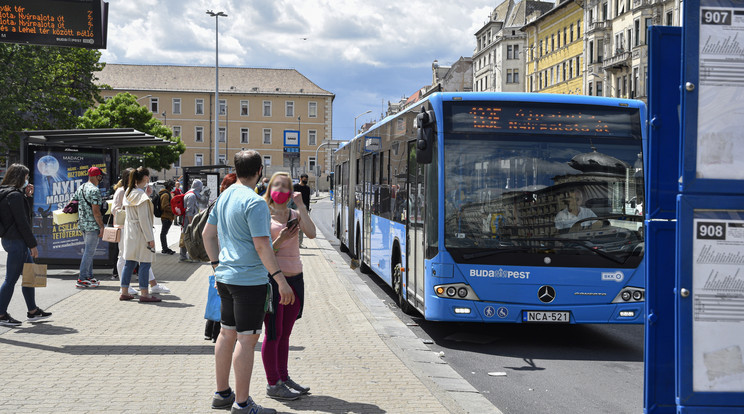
[96,63,334,97]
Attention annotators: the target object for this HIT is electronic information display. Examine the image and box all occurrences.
[445,101,641,138]
[0,0,108,49]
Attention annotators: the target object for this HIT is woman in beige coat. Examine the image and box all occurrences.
[119,167,161,303]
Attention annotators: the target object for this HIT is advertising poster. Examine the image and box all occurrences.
[692,210,744,391]
[31,148,112,260]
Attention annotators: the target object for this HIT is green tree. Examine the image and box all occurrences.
[0,44,104,150]
[77,92,186,171]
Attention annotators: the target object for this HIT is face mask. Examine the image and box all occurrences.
[22,179,28,189]
[270,190,291,204]
[302,180,308,185]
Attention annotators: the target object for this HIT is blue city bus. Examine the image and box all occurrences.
[332,92,646,323]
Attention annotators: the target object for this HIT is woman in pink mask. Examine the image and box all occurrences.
[260,172,316,400]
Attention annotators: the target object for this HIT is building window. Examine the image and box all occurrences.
[263,101,272,117]
[617,77,622,97]
[308,156,316,174]
[557,32,561,48]
[507,45,513,59]
[285,101,294,117]
[633,67,639,98]
[218,155,226,165]
[263,128,271,144]
[634,19,640,46]
[173,155,181,168]
[570,24,574,42]
[622,75,628,97]
[104,96,112,101]
[562,63,567,81]
[576,57,581,77]
[666,11,673,26]
[589,41,594,63]
[172,126,181,137]
[513,69,519,84]
[589,82,594,96]
[240,128,249,144]
[195,126,204,143]
[219,99,226,116]
[597,81,603,96]
[218,127,226,143]
[577,20,581,37]
[551,34,555,51]
[645,17,653,44]
[589,9,594,24]
[172,98,181,114]
[598,38,605,62]
[240,100,249,116]
[195,99,204,115]
[513,44,519,59]
[506,69,513,84]
[150,97,159,113]
[539,40,543,56]
[195,154,203,167]
[264,156,272,167]
[308,130,317,146]
[564,27,568,44]
[308,101,318,118]
[602,2,608,20]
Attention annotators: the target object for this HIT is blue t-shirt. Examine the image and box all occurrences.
[207,184,271,286]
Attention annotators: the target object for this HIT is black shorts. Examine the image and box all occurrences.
[216,282,268,335]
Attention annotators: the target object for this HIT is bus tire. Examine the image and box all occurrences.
[356,230,371,274]
[393,262,415,315]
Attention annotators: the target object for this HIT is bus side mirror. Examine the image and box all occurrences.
[416,107,436,164]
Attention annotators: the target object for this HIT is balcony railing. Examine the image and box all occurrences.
[602,50,631,69]
[587,21,607,34]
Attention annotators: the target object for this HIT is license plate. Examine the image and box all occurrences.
[523,311,571,323]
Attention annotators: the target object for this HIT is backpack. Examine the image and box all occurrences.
[152,191,166,218]
[170,190,193,216]
[182,201,215,262]
[0,187,19,237]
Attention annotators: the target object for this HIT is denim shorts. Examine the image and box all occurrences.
[216,282,268,335]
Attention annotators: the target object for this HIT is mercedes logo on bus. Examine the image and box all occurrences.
[538,285,556,303]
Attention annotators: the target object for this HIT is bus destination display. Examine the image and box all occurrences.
[0,0,108,49]
[446,101,639,138]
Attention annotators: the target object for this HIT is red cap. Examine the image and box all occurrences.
[88,167,105,177]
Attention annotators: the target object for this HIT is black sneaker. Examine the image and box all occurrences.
[27,308,52,322]
[0,314,22,327]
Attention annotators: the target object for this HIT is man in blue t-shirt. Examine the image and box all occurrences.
[203,150,294,414]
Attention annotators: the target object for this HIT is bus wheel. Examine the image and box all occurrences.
[394,263,414,315]
[356,231,371,274]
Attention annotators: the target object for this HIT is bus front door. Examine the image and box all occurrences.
[406,142,426,311]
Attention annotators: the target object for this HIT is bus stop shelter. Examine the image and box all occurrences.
[19,128,176,269]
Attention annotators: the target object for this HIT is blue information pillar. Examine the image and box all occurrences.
[644,26,682,414]
[677,0,744,411]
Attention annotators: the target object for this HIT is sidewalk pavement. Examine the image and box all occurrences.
[0,220,499,413]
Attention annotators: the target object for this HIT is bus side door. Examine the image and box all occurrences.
[406,141,426,311]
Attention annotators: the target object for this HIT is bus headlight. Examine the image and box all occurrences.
[433,283,481,301]
[612,287,645,303]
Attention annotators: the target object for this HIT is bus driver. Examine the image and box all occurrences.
[555,189,597,231]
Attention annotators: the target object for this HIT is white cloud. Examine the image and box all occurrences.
[100,0,498,138]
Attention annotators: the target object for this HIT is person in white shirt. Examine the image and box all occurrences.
[555,189,597,231]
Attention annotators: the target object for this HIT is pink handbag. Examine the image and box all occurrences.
[102,226,121,243]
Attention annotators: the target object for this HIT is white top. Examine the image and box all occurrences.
[555,207,597,230]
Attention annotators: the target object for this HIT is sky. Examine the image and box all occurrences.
[100,0,500,141]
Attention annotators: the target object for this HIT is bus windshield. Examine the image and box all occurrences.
[443,104,644,267]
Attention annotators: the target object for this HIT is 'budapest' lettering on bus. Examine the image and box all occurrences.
[469,268,531,279]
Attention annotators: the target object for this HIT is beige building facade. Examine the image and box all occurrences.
[96,64,334,187]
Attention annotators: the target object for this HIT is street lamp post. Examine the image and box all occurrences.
[162,111,167,125]
[354,110,372,137]
[314,141,331,196]
[207,10,227,166]
[135,94,152,103]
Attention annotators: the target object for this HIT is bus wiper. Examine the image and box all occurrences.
[462,247,530,260]
[525,238,627,265]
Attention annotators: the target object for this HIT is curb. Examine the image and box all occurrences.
[313,231,503,414]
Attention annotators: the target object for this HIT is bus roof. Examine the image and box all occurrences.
[336,92,646,152]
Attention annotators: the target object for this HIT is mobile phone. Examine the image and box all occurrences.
[287,217,298,229]
[147,245,156,253]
